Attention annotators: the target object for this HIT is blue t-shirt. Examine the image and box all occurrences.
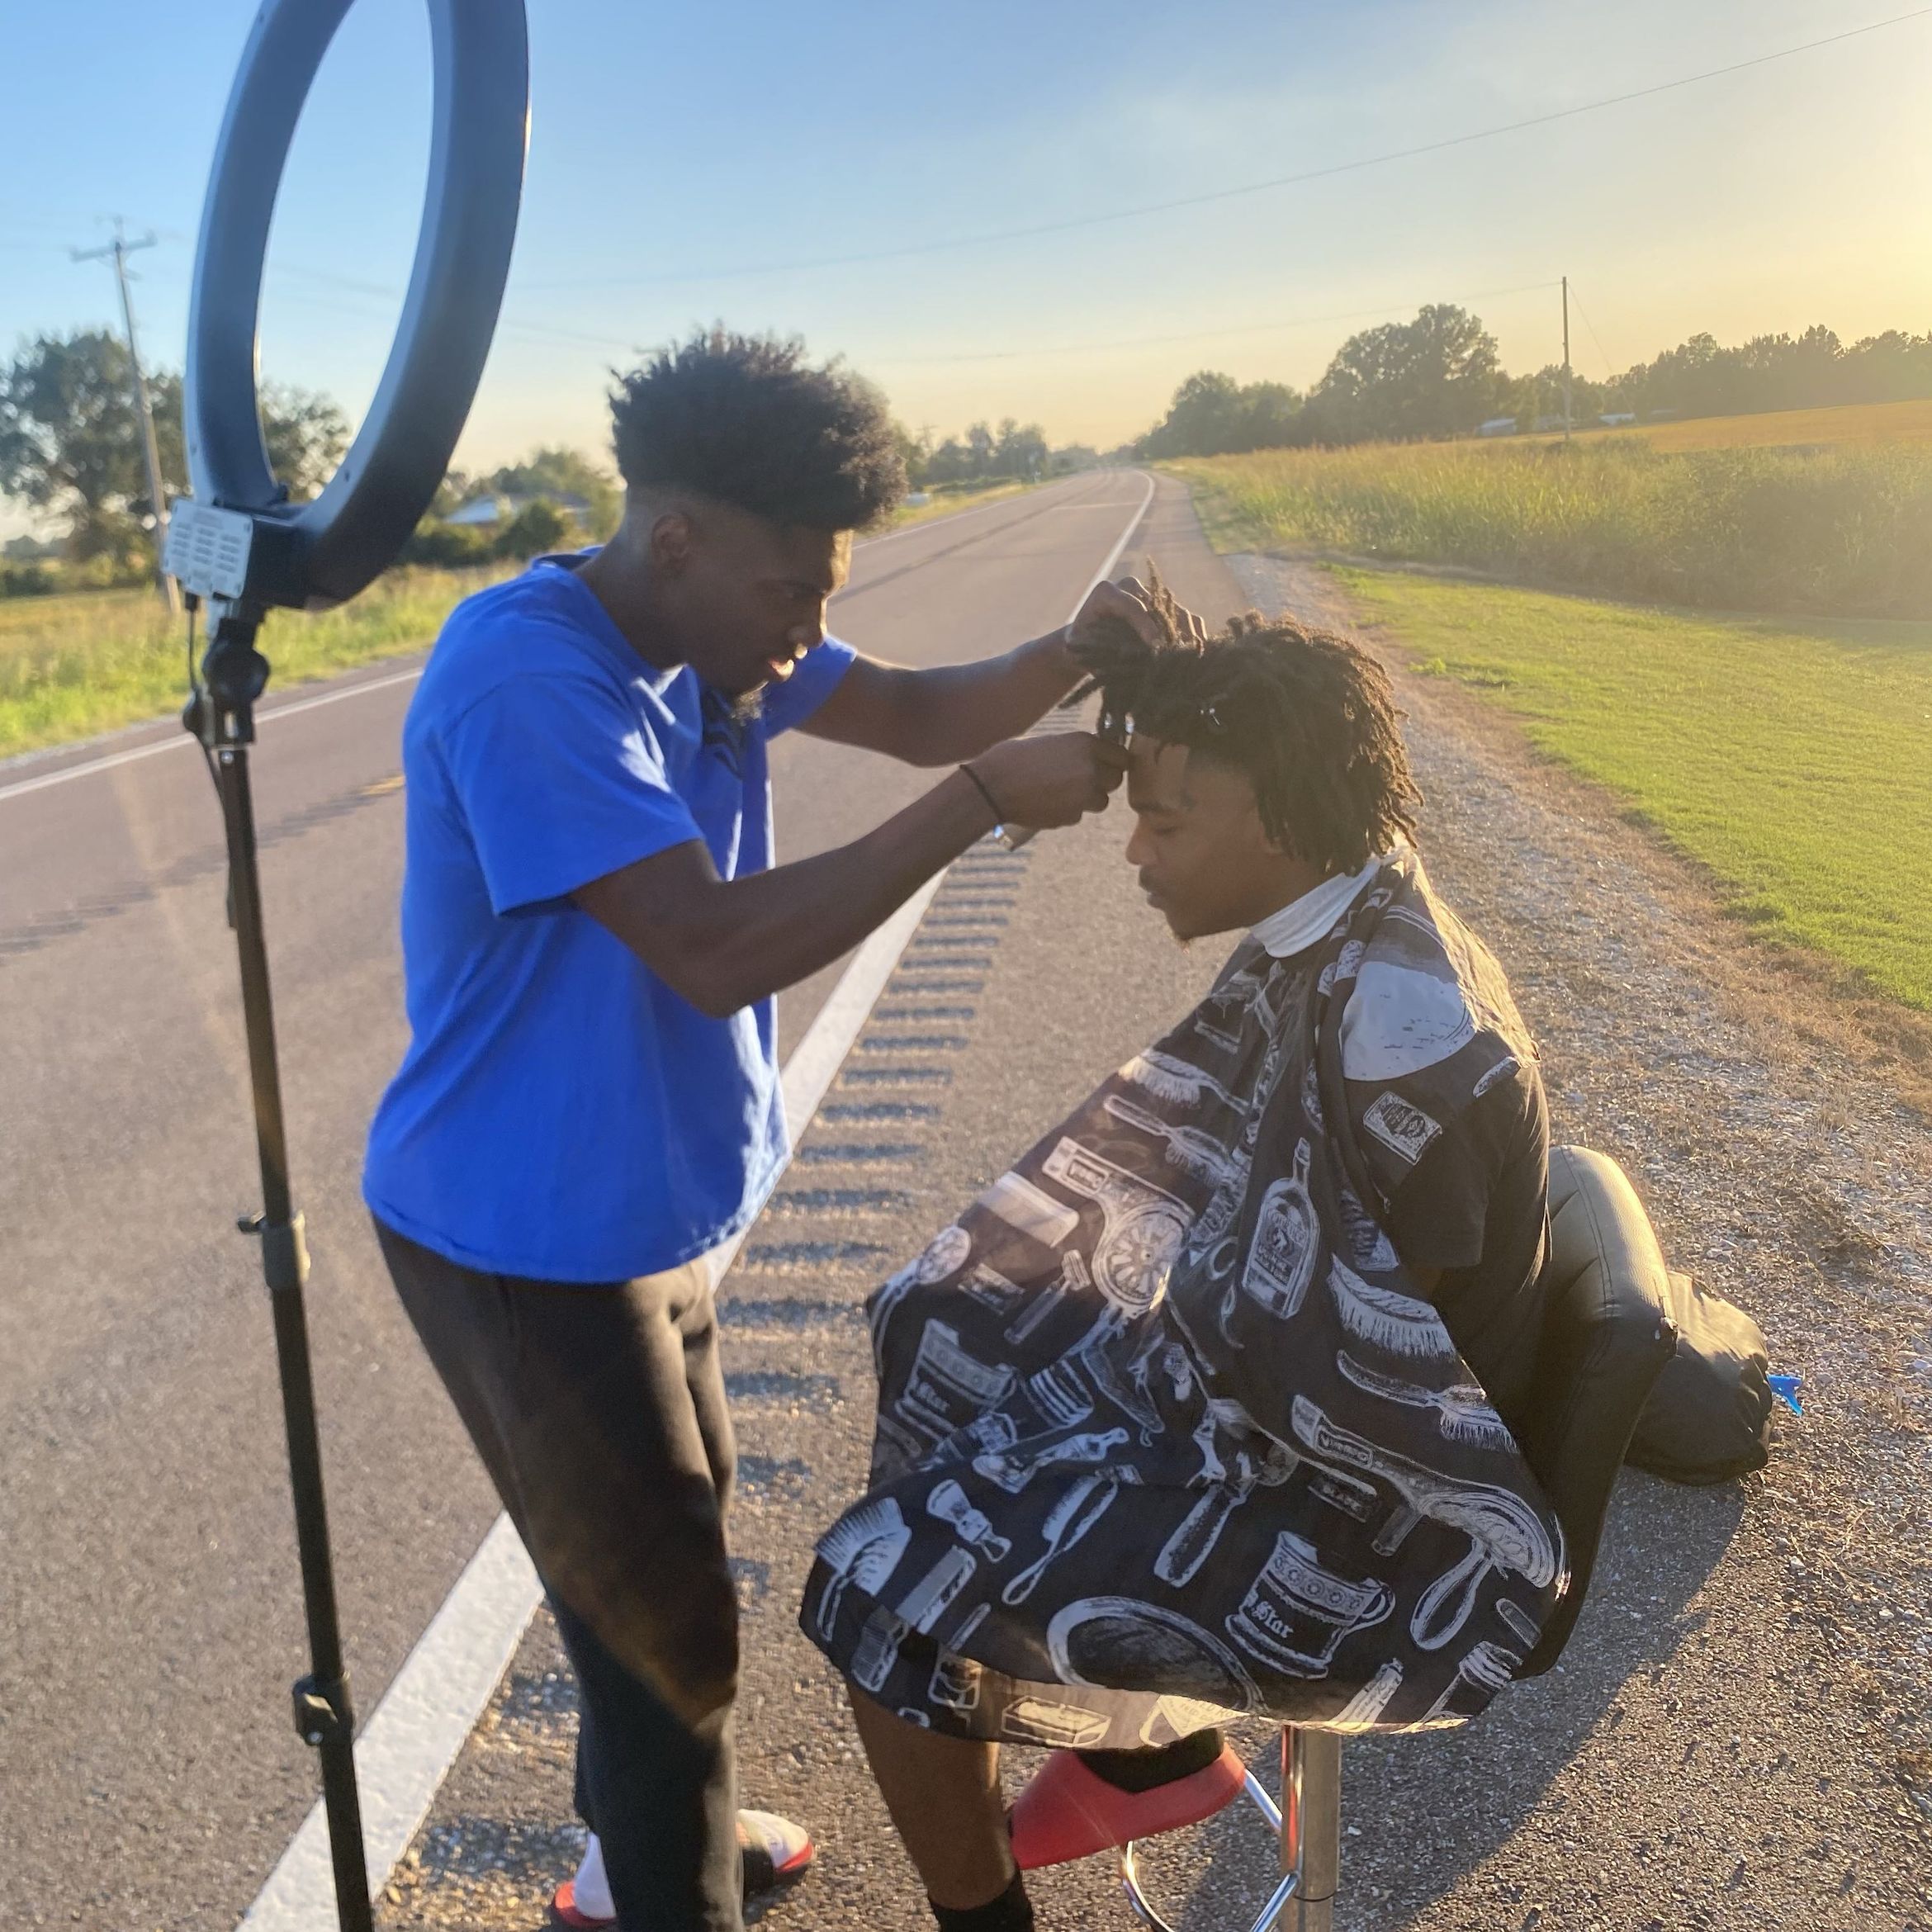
[362,552,855,1282]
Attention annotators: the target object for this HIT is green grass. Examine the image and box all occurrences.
[1332,564,1932,1009]
[887,479,1035,529]
[0,567,510,760]
[0,487,1042,762]
[1174,437,1932,618]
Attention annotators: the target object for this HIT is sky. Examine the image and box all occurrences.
[2,0,1930,536]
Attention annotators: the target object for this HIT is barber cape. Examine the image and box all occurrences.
[802,849,1566,1744]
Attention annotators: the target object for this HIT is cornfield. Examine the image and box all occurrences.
[1175,436,1932,618]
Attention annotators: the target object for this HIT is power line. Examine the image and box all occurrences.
[867,281,1561,366]
[517,7,1932,291]
[261,261,646,354]
[1565,285,1617,379]
[259,263,1562,368]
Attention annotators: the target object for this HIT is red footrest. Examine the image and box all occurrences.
[1010,1745,1248,1871]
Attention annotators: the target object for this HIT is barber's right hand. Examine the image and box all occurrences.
[969,731,1127,831]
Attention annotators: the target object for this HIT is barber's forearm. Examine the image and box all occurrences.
[893,631,1082,765]
[680,771,995,1011]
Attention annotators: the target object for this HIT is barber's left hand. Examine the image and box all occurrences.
[1066,575,1208,655]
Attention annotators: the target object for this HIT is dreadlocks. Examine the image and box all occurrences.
[1068,574,1423,875]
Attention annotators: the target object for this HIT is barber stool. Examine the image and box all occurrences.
[1116,1146,1679,1932]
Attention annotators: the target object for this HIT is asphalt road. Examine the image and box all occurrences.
[0,470,1161,1930]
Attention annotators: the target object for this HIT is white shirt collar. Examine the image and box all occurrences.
[1249,853,1386,959]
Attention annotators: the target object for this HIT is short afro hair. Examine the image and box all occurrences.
[608,328,907,531]
[1069,574,1423,875]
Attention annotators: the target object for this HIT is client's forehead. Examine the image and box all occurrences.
[1129,736,1260,823]
[1127,738,1192,812]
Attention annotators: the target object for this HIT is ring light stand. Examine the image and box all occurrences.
[163,7,527,1925]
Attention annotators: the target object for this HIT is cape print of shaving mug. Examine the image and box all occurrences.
[1226,1530,1395,1677]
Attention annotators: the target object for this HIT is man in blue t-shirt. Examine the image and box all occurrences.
[362,331,1165,1932]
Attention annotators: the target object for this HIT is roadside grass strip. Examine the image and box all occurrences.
[0,567,511,759]
[0,481,1045,762]
[1333,563,1932,1011]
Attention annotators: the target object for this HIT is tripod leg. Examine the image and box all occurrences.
[216,741,373,1932]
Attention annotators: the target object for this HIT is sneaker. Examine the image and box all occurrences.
[737,1807,817,1897]
[550,1813,816,1926]
[1008,1745,1248,1870]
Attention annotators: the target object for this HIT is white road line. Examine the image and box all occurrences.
[0,476,1131,809]
[239,475,1153,1930]
[0,665,432,806]
[239,1516,541,1932]
[1079,469,1155,601]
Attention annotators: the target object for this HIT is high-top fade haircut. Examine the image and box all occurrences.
[1070,574,1423,875]
[608,327,907,531]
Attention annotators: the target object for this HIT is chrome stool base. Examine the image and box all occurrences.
[1120,1729,1339,1932]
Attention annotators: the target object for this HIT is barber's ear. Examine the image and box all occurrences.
[648,510,694,576]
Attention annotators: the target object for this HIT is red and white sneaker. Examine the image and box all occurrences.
[550,1812,815,1927]
[1009,1745,1248,1870]
[737,1807,817,1897]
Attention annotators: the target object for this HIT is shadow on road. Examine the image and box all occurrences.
[1168,1470,1746,1930]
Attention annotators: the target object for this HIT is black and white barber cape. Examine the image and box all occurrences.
[802,848,1566,1745]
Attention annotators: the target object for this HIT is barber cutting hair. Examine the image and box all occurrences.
[362,329,1170,1932]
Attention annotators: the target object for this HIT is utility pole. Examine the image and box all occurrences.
[73,219,178,613]
[1561,275,1574,444]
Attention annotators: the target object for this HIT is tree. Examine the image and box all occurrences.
[917,419,1056,486]
[893,419,932,486]
[493,496,570,559]
[1141,372,1242,457]
[481,445,620,537]
[1308,304,1503,442]
[258,382,350,501]
[0,329,172,561]
[0,329,348,566]
[992,418,1049,478]
[1138,372,1305,457]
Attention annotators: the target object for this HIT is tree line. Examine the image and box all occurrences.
[0,327,1106,594]
[0,329,349,586]
[1137,305,1932,457]
[898,418,1097,488]
[0,330,632,593]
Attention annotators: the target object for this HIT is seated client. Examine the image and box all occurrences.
[802,599,1565,1932]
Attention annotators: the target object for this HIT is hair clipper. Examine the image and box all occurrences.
[993,700,1129,852]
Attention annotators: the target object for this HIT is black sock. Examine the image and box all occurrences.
[1075,1727,1225,1793]
[930,1869,1035,1932]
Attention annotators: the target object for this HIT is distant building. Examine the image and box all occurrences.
[1478,416,1518,437]
[1598,411,1638,427]
[446,491,591,528]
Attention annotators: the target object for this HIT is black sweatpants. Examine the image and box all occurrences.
[375,1219,742,1932]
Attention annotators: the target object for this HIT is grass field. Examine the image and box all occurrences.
[889,480,1033,528]
[0,484,1040,762]
[1523,396,1932,454]
[0,567,509,760]
[1175,433,1932,618]
[1332,563,1932,1011]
